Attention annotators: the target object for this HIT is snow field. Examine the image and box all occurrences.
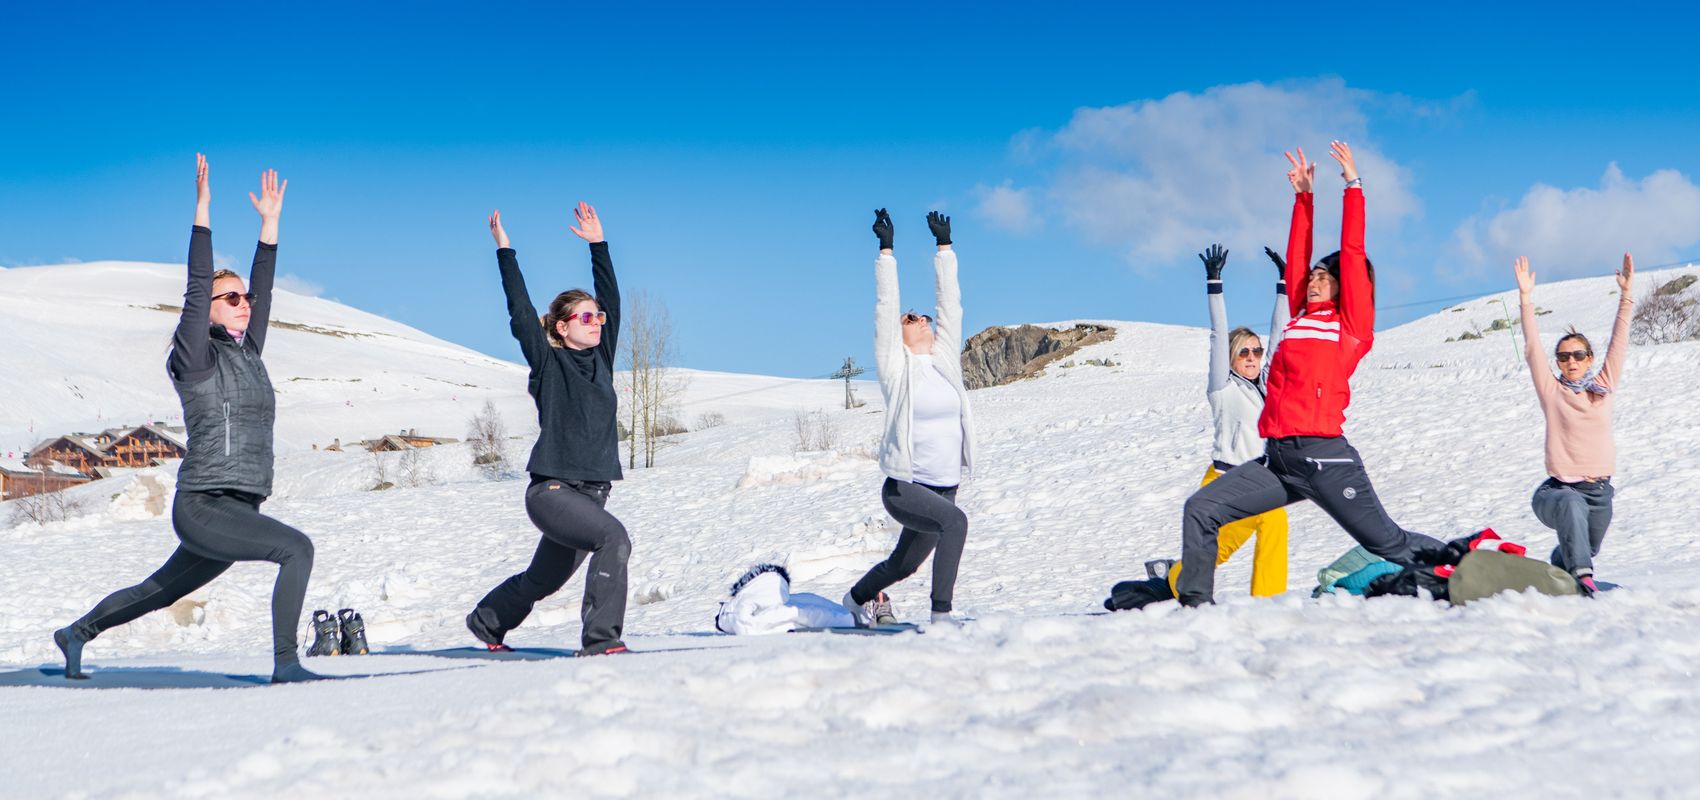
[1,263,1699,797]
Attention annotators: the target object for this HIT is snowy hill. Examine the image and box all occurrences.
[2,264,1699,798]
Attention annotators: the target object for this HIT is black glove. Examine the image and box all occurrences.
[926,211,951,246]
[1264,246,1287,278]
[1198,244,1228,281]
[872,208,894,250]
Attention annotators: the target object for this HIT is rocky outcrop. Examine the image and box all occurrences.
[960,324,1117,389]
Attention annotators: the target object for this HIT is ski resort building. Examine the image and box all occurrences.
[0,459,92,501]
[24,423,188,482]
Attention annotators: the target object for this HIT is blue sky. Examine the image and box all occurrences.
[5,1,1699,377]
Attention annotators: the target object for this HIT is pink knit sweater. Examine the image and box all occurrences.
[1520,294,1633,481]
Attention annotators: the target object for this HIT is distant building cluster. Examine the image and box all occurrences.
[1,423,188,501]
[2,425,460,501]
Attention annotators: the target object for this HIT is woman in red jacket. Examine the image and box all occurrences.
[1173,141,1445,606]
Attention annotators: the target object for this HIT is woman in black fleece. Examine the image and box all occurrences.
[465,203,631,656]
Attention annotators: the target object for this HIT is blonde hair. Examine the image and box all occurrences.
[212,268,242,284]
[1228,327,1261,357]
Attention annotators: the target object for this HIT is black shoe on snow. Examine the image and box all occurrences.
[466,607,505,648]
[577,641,630,657]
[53,626,89,680]
[271,661,332,684]
[307,610,341,657]
[1105,577,1177,611]
[337,608,369,655]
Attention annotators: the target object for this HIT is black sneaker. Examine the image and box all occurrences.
[337,608,369,655]
[466,607,504,648]
[307,610,341,657]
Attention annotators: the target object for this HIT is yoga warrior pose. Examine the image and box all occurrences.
[465,204,632,656]
[1159,243,1293,597]
[55,155,323,683]
[1513,253,1635,594]
[842,209,977,626]
[1174,142,1447,606]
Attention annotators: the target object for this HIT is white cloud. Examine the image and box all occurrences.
[212,251,234,270]
[974,181,1041,234]
[980,78,1425,272]
[1449,164,1700,278]
[274,273,326,297]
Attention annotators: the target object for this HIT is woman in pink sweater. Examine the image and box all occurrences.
[1513,253,1635,594]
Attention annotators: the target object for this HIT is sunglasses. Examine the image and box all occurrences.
[902,312,933,324]
[566,311,607,326]
[213,291,256,307]
[1237,347,1265,358]
[1555,350,1592,363]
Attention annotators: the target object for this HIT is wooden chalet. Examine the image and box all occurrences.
[0,459,92,501]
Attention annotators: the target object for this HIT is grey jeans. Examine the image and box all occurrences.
[1531,477,1614,577]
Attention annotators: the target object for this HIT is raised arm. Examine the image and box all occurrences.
[568,202,619,365]
[1283,148,1315,317]
[1201,244,1230,393]
[245,168,285,353]
[928,212,963,354]
[1514,256,1554,392]
[1331,141,1373,341]
[170,154,217,383]
[490,210,548,369]
[1597,253,1636,389]
[1263,246,1291,360]
[872,209,903,370]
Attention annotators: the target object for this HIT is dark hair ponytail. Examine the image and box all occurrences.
[542,289,597,347]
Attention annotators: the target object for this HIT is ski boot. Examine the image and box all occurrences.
[337,608,369,655]
[307,610,341,657]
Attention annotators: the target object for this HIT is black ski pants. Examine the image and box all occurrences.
[1177,435,1444,606]
[474,478,630,649]
[68,489,314,665]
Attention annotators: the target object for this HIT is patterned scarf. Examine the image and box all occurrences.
[1558,374,1611,396]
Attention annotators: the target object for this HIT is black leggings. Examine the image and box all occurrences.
[1176,435,1444,606]
[473,478,630,649]
[68,489,315,665]
[852,478,968,613]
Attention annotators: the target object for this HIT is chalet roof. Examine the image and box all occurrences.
[0,458,91,478]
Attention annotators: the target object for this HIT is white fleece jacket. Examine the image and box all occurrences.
[874,249,976,484]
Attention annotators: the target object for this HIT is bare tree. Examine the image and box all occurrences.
[621,290,690,469]
[368,448,394,490]
[8,471,85,526]
[1632,275,1700,344]
[792,409,839,452]
[397,444,438,487]
[466,400,510,478]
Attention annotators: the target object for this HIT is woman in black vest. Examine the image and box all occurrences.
[54,155,322,683]
[465,203,631,656]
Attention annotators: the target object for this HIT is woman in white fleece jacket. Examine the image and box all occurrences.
[842,208,977,627]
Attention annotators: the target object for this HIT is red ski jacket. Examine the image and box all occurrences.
[1258,188,1373,439]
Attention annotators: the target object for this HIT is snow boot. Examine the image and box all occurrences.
[307,610,341,657]
[842,590,897,628]
[337,608,369,655]
[466,607,505,648]
[577,641,630,657]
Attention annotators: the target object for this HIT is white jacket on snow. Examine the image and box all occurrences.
[875,249,976,484]
[1206,278,1288,466]
[714,566,855,635]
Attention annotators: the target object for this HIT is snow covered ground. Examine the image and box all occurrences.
[3,261,1700,798]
